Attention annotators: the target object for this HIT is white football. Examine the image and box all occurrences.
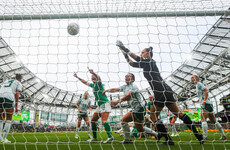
[67,22,79,35]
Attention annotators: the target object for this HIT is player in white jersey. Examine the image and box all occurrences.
[75,91,92,139]
[191,75,227,140]
[103,73,158,144]
[0,74,23,143]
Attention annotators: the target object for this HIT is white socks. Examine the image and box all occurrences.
[3,120,11,140]
[143,126,158,137]
[0,120,4,140]
[172,124,178,135]
[76,127,79,136]
[201,121,208,139]
[122,123,131,140]
[86,126,91,136]
[215,122,225,137]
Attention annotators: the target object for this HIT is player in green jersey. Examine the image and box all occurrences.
[73,68,113,143]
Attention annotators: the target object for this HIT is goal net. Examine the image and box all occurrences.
[0,0,229,149]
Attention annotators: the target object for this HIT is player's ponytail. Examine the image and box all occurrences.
[146,47,153,58]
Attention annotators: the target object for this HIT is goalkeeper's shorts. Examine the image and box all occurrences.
[153,91,176,108]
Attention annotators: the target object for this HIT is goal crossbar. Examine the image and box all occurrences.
[1,10,230,20]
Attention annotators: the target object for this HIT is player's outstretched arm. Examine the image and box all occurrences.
[73,72,90,86]
[110,92,131,106]
[116,40,141,61]
[103,88,119,96]
[88,68,101,82]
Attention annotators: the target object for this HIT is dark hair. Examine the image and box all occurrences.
[128,73,135,81]
[145,47,153,58]
[15,74,22,80]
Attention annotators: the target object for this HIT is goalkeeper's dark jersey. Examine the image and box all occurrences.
[131,56,172,92]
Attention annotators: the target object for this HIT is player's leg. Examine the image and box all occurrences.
[100,103,113,143]
[84,116,92,138]
[0,109,5,141]
[120,112,133,144]
[2,98,14,143]
[150,104,173,143]
[139,115,147,139]
[171,116,178,136]
[0,98,6,141]
[3,108,14,143]
[168,102,203,143]
[133,111,158,140]
[91,112,100,140]
[146,113,156,137]
[75,117,82,138]
[200,109,208,140]
[209,112,227,140]
[101,112,114,143]
[169,118,174,136]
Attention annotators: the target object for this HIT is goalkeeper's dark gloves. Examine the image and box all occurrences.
[116,40,130,53]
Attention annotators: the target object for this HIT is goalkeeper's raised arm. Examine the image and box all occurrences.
[116,40,140,61]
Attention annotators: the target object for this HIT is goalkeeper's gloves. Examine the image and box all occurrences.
[116,40,130,53]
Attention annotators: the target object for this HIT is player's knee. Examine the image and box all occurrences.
[137,127,143,132]
[121,119,127,125]
[91,121,97,125]
[102,121,107,125]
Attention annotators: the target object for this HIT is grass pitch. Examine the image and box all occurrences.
[0,131,229,150]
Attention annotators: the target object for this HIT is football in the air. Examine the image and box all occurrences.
[67,22,79,35]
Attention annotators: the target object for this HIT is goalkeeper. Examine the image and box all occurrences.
[116,41,203,145]
[73,68,113,143]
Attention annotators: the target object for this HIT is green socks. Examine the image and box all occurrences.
[92,124,97,139]
[103,122,113,138]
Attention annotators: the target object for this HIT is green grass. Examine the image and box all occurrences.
[0,131,229,150]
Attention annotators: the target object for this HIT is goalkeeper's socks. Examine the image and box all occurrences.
[3,120,11,140]
[92,124,97,139]
[181,114,203,140]
[156,120,172,141]
[215,122,225,137]
[122,123,131,140]
[103,122,113,138]
[0,120,4,140]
